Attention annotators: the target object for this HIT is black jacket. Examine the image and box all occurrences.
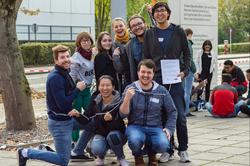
[74,90,125,137]
[222,65,248,87]
[143,24,191,78]
[94,53,118,90]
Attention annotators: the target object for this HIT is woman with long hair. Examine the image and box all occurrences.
[69,75,129,166]
[94,31,118,91]
[195,40,217,102]
[70,31,95,147]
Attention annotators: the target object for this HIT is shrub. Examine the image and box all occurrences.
[218,42,250,54]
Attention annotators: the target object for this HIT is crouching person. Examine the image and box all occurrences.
[69,75,129,166]
[120,59,177,166]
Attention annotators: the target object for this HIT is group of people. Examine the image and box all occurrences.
[17,1,249,166]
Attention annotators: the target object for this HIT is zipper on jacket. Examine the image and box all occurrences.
[143,95,148,126]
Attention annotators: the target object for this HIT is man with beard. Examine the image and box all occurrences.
[122,14,147,84]
[120,59,177,166]
[143,1,191,163]
[17,45,95,166]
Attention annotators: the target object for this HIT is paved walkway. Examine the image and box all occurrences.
[0,104,249,166]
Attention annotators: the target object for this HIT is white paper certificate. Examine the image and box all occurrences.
[160,59,181,84]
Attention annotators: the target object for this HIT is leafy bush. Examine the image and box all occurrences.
[218,42,250,54]
[20,42,76,65]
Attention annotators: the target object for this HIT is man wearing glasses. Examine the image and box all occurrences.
[142,1,191,163]
[222,60,248,97]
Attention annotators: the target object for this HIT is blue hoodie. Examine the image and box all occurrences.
[120,81,177,136]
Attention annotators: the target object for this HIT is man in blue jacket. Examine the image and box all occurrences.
[120,59,177,166]
[143,1,191,163]
[17,45,95,166]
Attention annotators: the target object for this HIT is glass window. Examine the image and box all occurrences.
[52,26,70,33]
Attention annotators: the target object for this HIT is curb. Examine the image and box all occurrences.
[0,139,54,149]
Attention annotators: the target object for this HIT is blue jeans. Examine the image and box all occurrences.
[205,100,245,118]
[154,78,187,154]
[27,118,95,166]
[125,125,170,156]
[189,100,206,110]
[182,71,194,114]
[91,131,127,160]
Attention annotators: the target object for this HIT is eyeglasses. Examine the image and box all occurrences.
[81,39,91,44]
[130,22,144,30]
[154,9,167,15]
[224,67,230,70]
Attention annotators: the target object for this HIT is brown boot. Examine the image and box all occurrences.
[148,154,158,166]
[134,154,145,166]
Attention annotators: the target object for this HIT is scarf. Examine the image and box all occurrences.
[55,64,76,96]
[114,29,130,43]
[77,47,92,60]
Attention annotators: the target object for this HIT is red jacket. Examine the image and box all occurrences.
[211,83,238,115]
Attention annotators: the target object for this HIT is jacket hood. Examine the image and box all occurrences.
[134,80,159,91]
[94,90,121,107]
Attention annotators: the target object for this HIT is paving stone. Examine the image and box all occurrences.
[0,158,18,166]
[209,129,246,135]
[188,138,210,144]
[226,135,250,141]
[204,161,244,166]
[220,155,250,165]
[208,146,250,155]
[191,152,232,161]
[198,139,240,146]
[188,144,221,152]
[191,133,230,140]
[188,128,219,134]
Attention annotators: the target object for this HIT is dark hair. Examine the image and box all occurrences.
[152,2,171,20]
[222,73,232,84]
[224,60,234,67]
[52,45,70,60]
[202,40,213,52]
[75,31,94,48]
[137,59,156,72]
[96,31,112,58]
[184,28,193,37]
[246,69,250,73]
[97,75,115,87]
[128,14,146,29]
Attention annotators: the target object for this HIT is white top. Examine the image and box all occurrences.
[195,50,217,74]
[70,52,94,85]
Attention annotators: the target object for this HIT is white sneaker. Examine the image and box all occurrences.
[158,152,174,163]
[96,157,104,166]
[239,112,249,118]
[119,158,130,166]
[178,151,191,163]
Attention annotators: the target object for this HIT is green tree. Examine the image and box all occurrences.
[0,0,37,130]
[218,0,249,43]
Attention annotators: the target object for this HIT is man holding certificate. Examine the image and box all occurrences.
[142,1,191,163]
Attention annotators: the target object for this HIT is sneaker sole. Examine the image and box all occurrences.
[70,158,95,162]
[158,157,174,163]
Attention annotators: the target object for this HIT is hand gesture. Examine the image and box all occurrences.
[162,128,170,141]
[104,112,112,121]
[146,3,152,13]
[76,81,86,91]
[125,87,135,101]
[177,72,185,79]
[68,109,80,117]
[113,47,120,55]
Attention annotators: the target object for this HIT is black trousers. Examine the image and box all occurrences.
[240,105,250,116]
[197,71,213,102]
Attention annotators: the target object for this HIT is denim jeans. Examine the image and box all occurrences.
[205,100,245,118]
[125,125,170,156]
[189,100,206,110]
[91,130,127,160]
[154,78,187,154]
[182,71,194,114]
[27,118,95,166]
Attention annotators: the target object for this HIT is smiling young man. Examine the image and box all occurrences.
[17,45,95,166]
[142,1,191,163]
[222,60,248,97]
[120,59,177,166]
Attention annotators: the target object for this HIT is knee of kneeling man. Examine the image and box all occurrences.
[60,158,70,166]
[152,142,169,153]
[107,133,122,145]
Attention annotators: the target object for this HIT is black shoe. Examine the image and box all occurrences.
[186,113,197,118]
[38,142,55,152]
[17,148,28,166]
[70,153,95,162]
[71,142,75,150]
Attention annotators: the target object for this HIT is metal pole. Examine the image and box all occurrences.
[230,28,232,54]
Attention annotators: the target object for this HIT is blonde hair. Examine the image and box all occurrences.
[75,31,94,48]
[112,17,126,27]
[52,45,70,60]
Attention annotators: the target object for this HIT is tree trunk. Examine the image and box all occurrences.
[0,0,37,130]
